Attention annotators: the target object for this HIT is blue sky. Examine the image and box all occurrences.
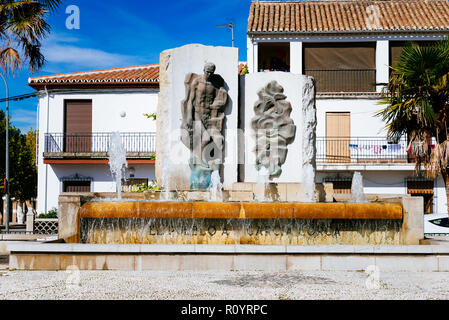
[3,0,253,132]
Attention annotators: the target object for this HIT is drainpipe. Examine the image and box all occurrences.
[44,86,49,214]
[35,101,39,167]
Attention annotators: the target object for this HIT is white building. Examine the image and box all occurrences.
[246,0,449,214]
[29,65,160,214]
[31,0,449,215]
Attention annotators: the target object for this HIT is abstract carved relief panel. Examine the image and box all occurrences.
[251,81,296,179]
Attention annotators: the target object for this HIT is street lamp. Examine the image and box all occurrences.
[216,23,234,48]
[0,73,9,234]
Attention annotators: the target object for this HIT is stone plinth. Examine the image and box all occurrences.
[156,44,239,191]
[232,182,314,202]
[401,196,424,245]
[239,72,317,201]
[10,244,449,271]
[58,195,82,243]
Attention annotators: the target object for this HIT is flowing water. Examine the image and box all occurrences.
[208,170,223,202]
[108,132,128,200]
[256,167,270,202]
[161,155,171,201]
[351,172,368,203]
[81,217,402,245]
[303,164,316,203]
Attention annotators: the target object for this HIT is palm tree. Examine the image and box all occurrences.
[0,0,61,74]
[377,40,449,208]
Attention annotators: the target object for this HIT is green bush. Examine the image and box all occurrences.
[37,209,58,219]
[125,180,161,193]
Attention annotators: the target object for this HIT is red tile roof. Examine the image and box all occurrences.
[29,62,248,89]
[28,64,160,89]
[247,0,449,34]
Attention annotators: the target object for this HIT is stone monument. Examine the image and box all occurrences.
[156,44,239,191]
[251,80,297,179]
[238,72,317,202]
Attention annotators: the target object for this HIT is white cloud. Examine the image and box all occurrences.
[10,108,37,131]
[39,30,144,71]
[42,44,139,70]
[45,33,81,44]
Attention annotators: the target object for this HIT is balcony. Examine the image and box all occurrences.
[304,69,377,93]
[44,132,156,163]
[317,137,410,164]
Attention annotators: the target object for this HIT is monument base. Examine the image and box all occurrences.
[232,182,317,202]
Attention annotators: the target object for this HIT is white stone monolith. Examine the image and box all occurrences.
[156,44,239,190]
[240,72,317,192]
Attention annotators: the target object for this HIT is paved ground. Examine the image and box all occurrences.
[1,238,448,300]
[0,269,448,300]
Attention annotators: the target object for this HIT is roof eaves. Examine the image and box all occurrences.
[247,28,449,36]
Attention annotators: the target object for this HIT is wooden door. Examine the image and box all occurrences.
[64,100,92,152]
[326,112,351,163]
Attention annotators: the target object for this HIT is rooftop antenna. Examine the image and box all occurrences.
[216,23,234,47]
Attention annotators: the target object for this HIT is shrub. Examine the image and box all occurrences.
[37,208,58,219]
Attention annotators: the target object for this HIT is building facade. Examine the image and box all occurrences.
[31,0,449,215]
[247,0,449,214]
[29,65,160,214]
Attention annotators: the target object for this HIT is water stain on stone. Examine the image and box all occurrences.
[212,273,336,288]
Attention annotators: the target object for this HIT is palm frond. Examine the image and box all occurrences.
[0,43,21,75]
[0,0,61,73]
[427,141,449,179]
[377,39,449,173]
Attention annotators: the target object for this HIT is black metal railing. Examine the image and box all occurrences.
[44,132,156,154]
[304,69,377,93]
[317,137,410,163]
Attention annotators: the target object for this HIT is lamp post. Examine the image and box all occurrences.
[0,73,9,234]
[216,23,234,48]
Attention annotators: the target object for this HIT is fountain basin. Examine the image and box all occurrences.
[80,202,403,220]
[78,201,404,246]
[59,194,423,246]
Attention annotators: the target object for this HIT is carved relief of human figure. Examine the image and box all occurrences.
[181,63,228,189]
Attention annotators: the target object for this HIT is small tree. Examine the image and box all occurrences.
[0,110,37,201]
[25,127,37,166]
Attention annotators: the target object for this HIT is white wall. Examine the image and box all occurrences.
[316,98,387,137]
[435,176,448,214]
[317,171,448,214]
[376,40,390,92]
[38,164,156,213]
[316,171,408,195]
[40,88,158,134]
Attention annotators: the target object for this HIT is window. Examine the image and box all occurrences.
[390,41,437,68]
[258,42,290,72]
[303,42,376,92]
[64,100,92,153]
[406,178,434,214]
[61,174,92,193]
[430,218,449,228]
[63,181,91,193]
[324,177,352,194]
[325,112,351,163]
